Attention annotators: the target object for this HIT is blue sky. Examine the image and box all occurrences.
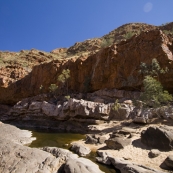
[0,0,173,52]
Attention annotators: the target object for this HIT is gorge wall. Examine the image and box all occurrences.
[0,29,173,104]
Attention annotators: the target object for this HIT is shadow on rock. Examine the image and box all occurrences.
[132,138,150,150]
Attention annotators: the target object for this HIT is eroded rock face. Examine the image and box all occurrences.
[141,126,173,151]
[8,98,111,121]
[132,106,173,124]
[0,30,173,104]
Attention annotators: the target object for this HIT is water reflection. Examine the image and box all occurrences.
[29,131,117,173]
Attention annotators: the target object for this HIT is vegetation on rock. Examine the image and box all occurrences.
[124,31,135,39]
[139,58,172,107]
[58,69,70,94]
[112,99,121,112]
[100,38,114,48]
[140,76,172,107]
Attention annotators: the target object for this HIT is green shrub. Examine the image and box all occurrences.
[65,95,70,100]
[112,99,121,112]
[124,31,134,39]
[140,76,172,107]
[138,58,172,107]
[139,58,168,81]
[100,38,114,48]
[49,84,58,93]
[57,69,70,94]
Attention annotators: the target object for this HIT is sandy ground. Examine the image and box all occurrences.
[71,122,173,172]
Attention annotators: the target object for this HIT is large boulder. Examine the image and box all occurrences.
[141,126,173,151]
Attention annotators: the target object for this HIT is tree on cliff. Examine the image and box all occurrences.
[139,58,172,107]
[45,69,70,99]
[57,69,70,94]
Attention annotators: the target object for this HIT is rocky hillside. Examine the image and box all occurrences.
[0,22,173,104]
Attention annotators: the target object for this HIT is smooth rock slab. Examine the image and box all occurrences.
[0,138,60,173]
[0,122,36,145]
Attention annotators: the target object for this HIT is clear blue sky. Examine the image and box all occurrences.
[0,0,173,52]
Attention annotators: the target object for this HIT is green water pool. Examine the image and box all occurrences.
[29,131,117,173]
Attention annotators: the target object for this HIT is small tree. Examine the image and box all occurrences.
[57,69,70,94]
[139,58,172,107]
[112,99,121,112]
[139,58,168,81]
[49,84,59,97]
[140,76,172,107]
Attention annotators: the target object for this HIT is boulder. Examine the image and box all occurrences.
[96,151,111,165]
[41,101,56,116]
[85,134,98,144]
[70,143,91,156]
[98,136,107,144]
[64,158,104,173]
[109,103,132,120]
[42,147,78,163]
[133,116,147,124]
[141,126,173,151]
[105,137,131,150]
[149,149,161,158]
[43,147,104,173]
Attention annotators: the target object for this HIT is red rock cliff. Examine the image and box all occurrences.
[0,30,173,104]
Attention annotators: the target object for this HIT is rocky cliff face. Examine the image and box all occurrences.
[0,29,173,104]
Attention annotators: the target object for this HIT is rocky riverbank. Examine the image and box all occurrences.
[0,122,104,173]
[0,90,173,172]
